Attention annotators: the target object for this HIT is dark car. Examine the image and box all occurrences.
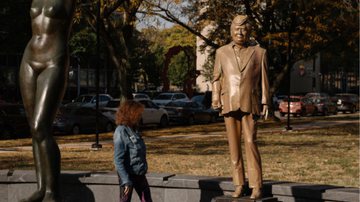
[164,101,218,125]
[312,97,338,116]
[191,91,212,109]
[0,104,30,139]
[334,93,359,113]
[304,92,330,99]
[53,106,115,135]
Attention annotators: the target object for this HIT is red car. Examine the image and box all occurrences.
[278,96,317,117]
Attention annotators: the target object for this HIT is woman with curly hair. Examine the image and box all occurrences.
[113,100,152,202]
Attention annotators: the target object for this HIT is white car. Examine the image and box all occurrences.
[133,93,151,100]
[65,94,113,108]
[152,92,189,106]
[102,99,169,128]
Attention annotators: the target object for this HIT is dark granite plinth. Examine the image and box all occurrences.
[212,195,278,202]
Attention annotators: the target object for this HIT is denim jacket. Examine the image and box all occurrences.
[113,125,148,186]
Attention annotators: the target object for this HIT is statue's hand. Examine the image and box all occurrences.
[212,100,222,110]
[262,105,269,120]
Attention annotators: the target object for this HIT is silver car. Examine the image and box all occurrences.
[152,92,189,106]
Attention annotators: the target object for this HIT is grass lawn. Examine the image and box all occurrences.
[0,115,358,187]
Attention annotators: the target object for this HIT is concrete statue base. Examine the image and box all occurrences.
[0,170,358,202]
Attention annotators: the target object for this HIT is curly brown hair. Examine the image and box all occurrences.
[115,100,144,128]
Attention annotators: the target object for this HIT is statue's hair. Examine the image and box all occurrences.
[230,15,253,32]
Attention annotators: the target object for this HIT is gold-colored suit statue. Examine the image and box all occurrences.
[19,0,75,201]
[212,15,270,199]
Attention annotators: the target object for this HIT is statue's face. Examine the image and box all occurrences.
[231,24,249,46]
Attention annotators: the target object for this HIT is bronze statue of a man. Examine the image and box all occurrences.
[212,15,269,199]
[19,0,75,201]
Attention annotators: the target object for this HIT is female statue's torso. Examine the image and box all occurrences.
[25,0,74,72]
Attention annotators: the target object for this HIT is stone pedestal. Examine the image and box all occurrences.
[212,195,278,202]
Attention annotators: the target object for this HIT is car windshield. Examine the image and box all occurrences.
[283,97,301,102]
[314,99,325,103]
[166,101,189,107]
[155,94,173,100]
[106,100,120,108]
[336,95,352,100]
[57,107,73,115]
[191,95,203,103]
[74,95,93,103]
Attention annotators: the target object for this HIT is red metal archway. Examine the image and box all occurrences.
[162,46,199,97]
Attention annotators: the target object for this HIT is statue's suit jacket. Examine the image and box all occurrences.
[212,42,270,115]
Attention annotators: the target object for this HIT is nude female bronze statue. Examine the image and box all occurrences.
[212,15,270,199]
[19,0,75,201]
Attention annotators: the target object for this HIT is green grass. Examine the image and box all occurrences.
[0,115,358,187]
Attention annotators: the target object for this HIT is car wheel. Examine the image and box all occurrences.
[312,108,318,116]
[280,112,285,117]
[351,106,356,113]
[105,122,114,132]
[209,115,217,123]
[300,109,306,116]
[188,116,195,125]
[72,125,80,135]
[159,115,169,128]
[322,109,328,116]
[2,128,13,140]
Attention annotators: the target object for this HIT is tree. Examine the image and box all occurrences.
[75,0,144,101]
[127,29,161,89]
[141,0,359,97]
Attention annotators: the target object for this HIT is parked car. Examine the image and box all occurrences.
[132,93,150,100]
[0,103,30,139]
[333,93,359,113]
[102,99,169,128]
[164,101,219,125]
[65,94,113,108]
[312,97,338,116]
[278,96,317,117]
[152,92,189,106]
[191,91,212,109]
[53,106,115,135]
[272,94,287,111]
[304,92,330,99]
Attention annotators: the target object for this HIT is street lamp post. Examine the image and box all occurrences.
[92,0,102,150]
[76,56,80,97]
[285,28,292,131]
[285,7,296,131]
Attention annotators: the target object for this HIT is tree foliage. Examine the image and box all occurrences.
[142,25,196,88]
[141,0,359,95]
[72,0,144,100]
[1,0,357,100]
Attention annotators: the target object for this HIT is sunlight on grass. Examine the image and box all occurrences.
[0,117,358,187]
